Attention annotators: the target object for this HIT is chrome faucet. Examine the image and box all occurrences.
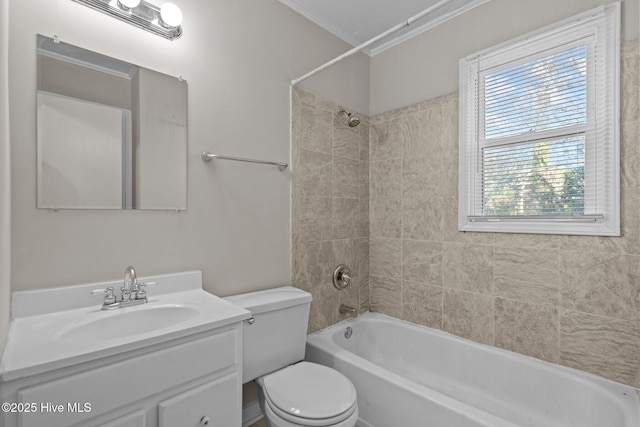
[339,304,357,317]
[91,266,151,310]
[123,265,137,301]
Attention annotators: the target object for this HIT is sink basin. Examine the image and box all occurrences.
[57,305,200,341]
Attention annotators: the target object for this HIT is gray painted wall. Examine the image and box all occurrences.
[370,0,639,115]
[1,0,10,352]
[8,0,370,296]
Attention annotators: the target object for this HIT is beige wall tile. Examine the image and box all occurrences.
[559,187,640,255]
[618,186,640,255]
[373,100,423,124]
[402,240,442,286]
[560,251,640,322]
[441,150,458,198]
[370,237,402,278]
[293,149,332,197]
[370,158,402,200]
[295,196,332,242]
[356,238,370,283]
[495,298,559,363]
[307,284,340,333]
[370,275,402,318]
[402,195,444,241]
[359,160,370,200]
[493,233,560,249]
[370,198,402,238]
[333,114,360,161]
[442,196,495,245]
[443,289,494,345]
[291,88,369,335]
[402,280,443,329]
[332,156,360,199]
[331,239,357,274]
[442,242,493,294]
[621,53,639,124]
[401,147,445,242]
[621,121,640,188]
[357,238,370,312]
[560,311,640,386]
[359,278,371,312]
[292,240,332,290]
[494,247,560,305]
[292,86,314,106]
[441,93,459,152]
[403,106,443,157]
[621,41,640,59]
[402,154,444,197]
[338,276,360,319]
[299,104,333,154]
[370,119,403,160]
[359,122,370,161]
[331,198,360,240]
[358,197,370,238]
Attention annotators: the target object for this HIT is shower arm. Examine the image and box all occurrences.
[290,0,457,86]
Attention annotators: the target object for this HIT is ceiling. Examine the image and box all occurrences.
[278,0,490,56]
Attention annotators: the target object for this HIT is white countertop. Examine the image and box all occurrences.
[0,271,250,382]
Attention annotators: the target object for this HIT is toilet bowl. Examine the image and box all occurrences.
[257,362,358,427]
[223,287,359,427]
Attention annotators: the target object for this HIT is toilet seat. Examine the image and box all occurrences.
[259,361,358,426]
[262,396,358,427]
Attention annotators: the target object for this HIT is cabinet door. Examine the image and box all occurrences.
[97,410,146,427]
[159,373,240,427]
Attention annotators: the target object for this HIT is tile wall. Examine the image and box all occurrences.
[368,41,640,387]
[291,42,640,387]
[291,87,370,333]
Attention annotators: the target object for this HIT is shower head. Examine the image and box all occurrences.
[338,106,360,128]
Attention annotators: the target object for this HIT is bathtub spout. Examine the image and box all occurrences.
[339,304,357,316]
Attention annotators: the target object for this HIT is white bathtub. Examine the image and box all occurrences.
[305,312,640,427]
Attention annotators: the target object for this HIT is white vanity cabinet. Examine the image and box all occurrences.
[0,323,243,427]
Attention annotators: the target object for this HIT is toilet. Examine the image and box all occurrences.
[224,287,359,427]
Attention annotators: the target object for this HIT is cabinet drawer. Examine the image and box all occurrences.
[18,330,238,427]
[97,410,146,427]
[159,373,240,427]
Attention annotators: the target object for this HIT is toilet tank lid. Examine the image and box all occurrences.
[223,286,312,315]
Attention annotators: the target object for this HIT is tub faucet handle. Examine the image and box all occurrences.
[333,264,352,290]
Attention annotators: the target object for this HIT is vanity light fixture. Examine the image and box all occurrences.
[71,0,183,40]
[116,0,140,10]
[159,2,183,29]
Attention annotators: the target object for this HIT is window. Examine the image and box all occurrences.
[459,3,620,236]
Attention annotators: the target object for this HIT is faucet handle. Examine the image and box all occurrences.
[91,286,117,305]
[135,281,156,300]
[138,281,157,287]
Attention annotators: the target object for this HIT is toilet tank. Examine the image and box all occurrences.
[224,286,312,383]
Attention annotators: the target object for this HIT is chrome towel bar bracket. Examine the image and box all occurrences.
[201,151,288,171]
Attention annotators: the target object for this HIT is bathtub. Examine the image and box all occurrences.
[305,312,640,427]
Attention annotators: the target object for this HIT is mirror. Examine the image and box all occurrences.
[36,35,187,210]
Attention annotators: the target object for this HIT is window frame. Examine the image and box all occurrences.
[458,3,620,236]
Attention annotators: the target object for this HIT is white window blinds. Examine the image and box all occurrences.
[459,3,620,236]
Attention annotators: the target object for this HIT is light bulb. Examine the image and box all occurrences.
[159,2,183,29]
[117,0,140,10]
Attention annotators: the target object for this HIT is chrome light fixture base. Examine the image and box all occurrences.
[72,0,182,40]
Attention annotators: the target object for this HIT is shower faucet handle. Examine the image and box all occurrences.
[333,264,352,289]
